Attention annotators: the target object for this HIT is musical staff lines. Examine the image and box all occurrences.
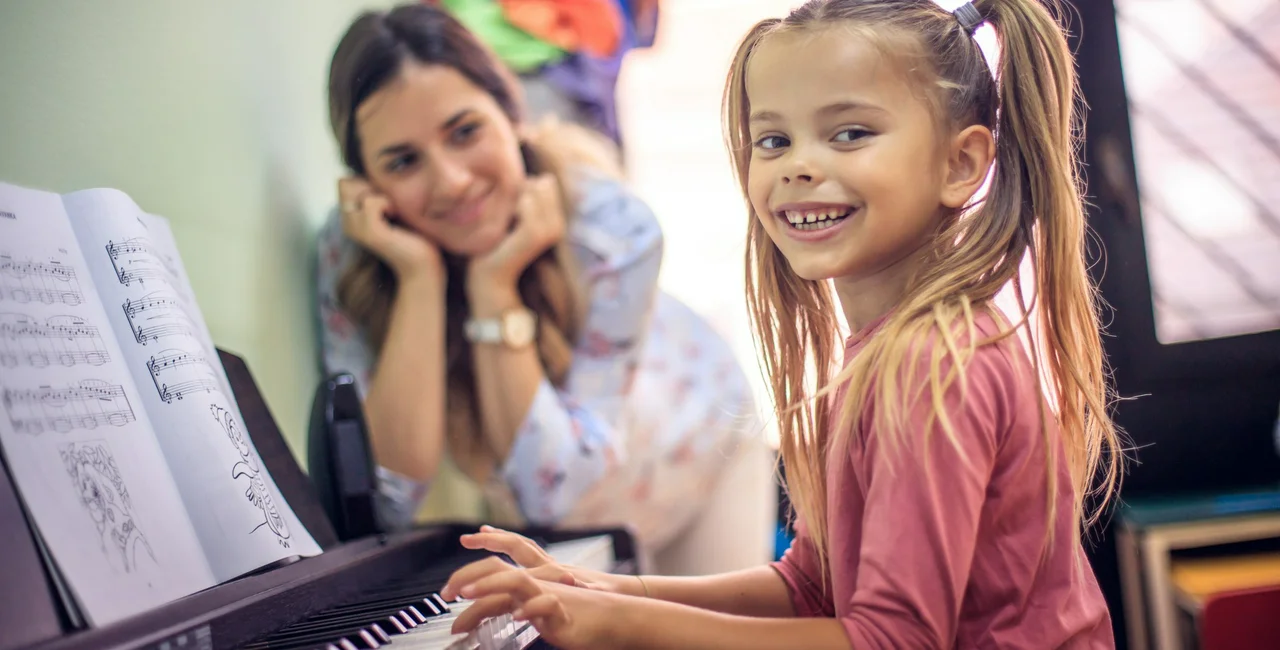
[0,313,110,368]
[146,349,219,403]
[2,379,136,434]
[0,254,83,306]
[106,238,178,288]
[122,292,196,345]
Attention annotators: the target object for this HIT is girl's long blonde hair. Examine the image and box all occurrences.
[725,0,1123,581]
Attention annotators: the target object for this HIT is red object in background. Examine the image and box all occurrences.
[498,0,624,58]
[1200,585,1280,650]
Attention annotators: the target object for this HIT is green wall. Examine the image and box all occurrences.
[0,0,397,459]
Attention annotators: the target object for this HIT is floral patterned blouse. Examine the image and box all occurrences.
[315,173,759,553]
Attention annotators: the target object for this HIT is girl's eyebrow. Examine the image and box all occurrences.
[749,100,888,125]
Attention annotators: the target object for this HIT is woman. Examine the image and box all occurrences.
[315,3,773,572]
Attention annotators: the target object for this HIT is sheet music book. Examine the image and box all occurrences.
[0,182,321,627]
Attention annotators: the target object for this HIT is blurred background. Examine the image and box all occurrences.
[1,1,1278,648]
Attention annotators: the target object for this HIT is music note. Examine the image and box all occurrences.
[0,253,84,306]
[122,291,196,346]
[0,313,110,368]
[2,379,136,434]
[105,238,177,288]
[146,348,219,403]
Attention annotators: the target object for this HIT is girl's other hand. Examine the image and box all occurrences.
[443,556,621,650]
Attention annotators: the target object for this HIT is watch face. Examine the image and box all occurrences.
[503,310,537,347]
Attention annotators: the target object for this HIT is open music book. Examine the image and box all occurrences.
[0,182,321,627]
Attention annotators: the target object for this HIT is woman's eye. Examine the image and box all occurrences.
[451,122,481,145]
[833,127,872,143]
[753,135,789,150]
[385,153,418,173]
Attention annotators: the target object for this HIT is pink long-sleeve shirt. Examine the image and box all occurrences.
[772,310,1114,649]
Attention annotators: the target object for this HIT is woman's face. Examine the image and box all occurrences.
[356,62,526,257]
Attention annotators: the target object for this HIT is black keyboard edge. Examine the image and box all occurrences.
[27,526,468,650]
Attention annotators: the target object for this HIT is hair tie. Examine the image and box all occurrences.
[953,2,986,35]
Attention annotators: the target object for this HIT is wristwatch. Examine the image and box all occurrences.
[464,308,538,349]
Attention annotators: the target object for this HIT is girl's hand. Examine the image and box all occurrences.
[466,175,565,295]
[338,177,443,279]
[443,557,623,649]
[452,525,618,593]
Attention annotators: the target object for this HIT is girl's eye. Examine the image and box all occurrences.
[833,127,872,143]
[451,121,481,145]
[753,135,789,150]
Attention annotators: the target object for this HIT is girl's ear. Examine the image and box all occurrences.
[941,124,996,209]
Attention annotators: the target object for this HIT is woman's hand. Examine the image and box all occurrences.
[442,556,625,650]
[467,175,566,298]
[338,177,443,279]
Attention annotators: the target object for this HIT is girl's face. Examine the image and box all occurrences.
[744,27,952,285]
[356,63,526,257]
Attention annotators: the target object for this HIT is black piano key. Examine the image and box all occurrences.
[310,593,438,620]
[266,614,404,643]
[315,582,448,614]
[428,593,452,613]
[244,624,385,650]
[274,605,418,635]
[406,605,428,623]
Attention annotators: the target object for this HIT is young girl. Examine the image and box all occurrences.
[441,0,1124,647]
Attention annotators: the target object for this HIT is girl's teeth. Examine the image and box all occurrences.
[783,208,854,225]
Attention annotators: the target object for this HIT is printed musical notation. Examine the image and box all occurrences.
[146,349,219,403]
[122,292,196,345]
[0,254,83,306]
[2,379,136,435]
[0,313,110,368]
[60,440,157,575]
[106,238,178,288]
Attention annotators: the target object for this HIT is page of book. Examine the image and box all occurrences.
[63,189,322,581]
[0,182,215,626]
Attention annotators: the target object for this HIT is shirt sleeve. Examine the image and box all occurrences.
[771,516,835,618]
[500,176,663,524]
[314,212,425,530]
[840,342,1014,649]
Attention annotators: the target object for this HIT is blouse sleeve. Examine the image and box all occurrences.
[499,175,664,524]
[314,211,427,530]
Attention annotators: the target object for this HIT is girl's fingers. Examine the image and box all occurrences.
[449,594,516,635]
[459,530,549,567]
[458,568,544,602]
[441,556,511,601]
[527,563,577,586]
[513,593,569,631]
